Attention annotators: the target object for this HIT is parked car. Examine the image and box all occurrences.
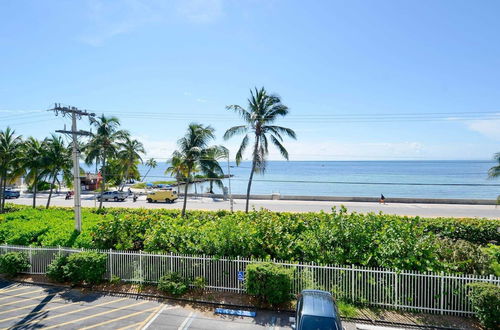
[2,189,20,199]
[292,290,343,330]
[97,191,128,202]
[146,190,178,203]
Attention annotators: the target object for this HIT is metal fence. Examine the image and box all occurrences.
[1,244,498,316]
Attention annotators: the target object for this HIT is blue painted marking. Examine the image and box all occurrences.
[237,271,245,281]
[215,308,256,317]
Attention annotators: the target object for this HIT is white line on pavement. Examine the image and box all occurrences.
[177,312,195,330]
[142,304,174,330]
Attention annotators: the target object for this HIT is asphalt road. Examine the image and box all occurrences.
[7,194,500,218]
[0,281,362,330]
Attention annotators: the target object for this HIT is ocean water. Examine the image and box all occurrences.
[138,160,499,199]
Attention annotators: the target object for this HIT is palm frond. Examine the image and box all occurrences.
[235,134,249,165]
[270,135,289,160]
[223,125,248,140]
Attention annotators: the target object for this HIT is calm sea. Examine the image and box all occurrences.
[138,160,499,199]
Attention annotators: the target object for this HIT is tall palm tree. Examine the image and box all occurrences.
[117,136,145,190]
[43,134,73,208]
[20,137,47,208]
[142,158,157,182]
[85,115,129,209]
[170,123,221,216]
[165,153,189,187]
[224,87,296,212]
[0,127,23,213]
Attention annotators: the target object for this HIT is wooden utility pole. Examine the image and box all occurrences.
[50,104,95,232]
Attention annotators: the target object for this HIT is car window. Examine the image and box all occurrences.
[300,316,338,330]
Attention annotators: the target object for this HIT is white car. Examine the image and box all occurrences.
[97,191,128,202]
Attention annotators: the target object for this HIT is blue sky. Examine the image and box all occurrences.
[1,0,499,161]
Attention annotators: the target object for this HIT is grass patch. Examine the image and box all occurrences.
[337,301,359,318]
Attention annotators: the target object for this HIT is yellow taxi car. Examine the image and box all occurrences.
[146,189,178,203]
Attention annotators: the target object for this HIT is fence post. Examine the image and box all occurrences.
[109,249,113,280]
[139,250,143,284]
[28,246,33,274]
[440,272,444,315]
[58,245,61,257]
[170,252,173,272]
[237,256,240,293]
[394,271,398,309]
[351,264,355,303]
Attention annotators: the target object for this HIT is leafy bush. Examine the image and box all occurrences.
[158,272,188,295]
[110,275,121,284]
[46,255,69,282]
[64,252,107,284]
[467,282,500,329]
[1,205,499,274]
[192,276,206,291]
[246,263,293,305]
[0,252,30,277]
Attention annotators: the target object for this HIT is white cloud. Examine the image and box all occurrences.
[466,118,500,140]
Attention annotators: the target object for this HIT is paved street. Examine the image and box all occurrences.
[0,281,365,330]
[7,194,500,218]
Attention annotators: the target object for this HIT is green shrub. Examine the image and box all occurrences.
[246,263,293,305]
[158,272,188,295]
[110,275,121,284]
[64,252,107,284]
[192,276,206,291]
[467,282,500,329]
[0,252,30,277]
[436,238,495,274]
[46,255,69,282]
[423,217,500,245]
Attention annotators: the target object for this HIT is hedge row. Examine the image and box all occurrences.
[0,205,498,274]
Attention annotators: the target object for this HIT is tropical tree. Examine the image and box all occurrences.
[488,152,500,204]
[170,123,222,216]
[0,127,23,213]
[117,136,145,190]
[224,87,296,212]
[142,158,158,182]
[165,154,189,187]
[20,137,47,208]
[43,134,73,208]
[199,145,228,194]
[85,115,129,209]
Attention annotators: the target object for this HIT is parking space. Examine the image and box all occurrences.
[0,281,297,329]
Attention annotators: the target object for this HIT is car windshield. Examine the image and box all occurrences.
[300,316,338,330]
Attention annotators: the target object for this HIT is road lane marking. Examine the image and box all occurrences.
[141,305,178,330]
[177,312,195,330]
[42,300,150,330]
[80,306,160,330]
[0,293,58,307]
[7,297,129,329]
[0,288,46,301]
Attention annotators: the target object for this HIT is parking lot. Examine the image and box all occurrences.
[0,281,300,329]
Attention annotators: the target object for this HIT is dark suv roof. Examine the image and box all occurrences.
[300,290,337,318]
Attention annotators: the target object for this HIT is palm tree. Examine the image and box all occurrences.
[165,153,189,187]
[0,127,23,213]
[85,115,129,209]
[224,87,296,212]
[170,123,221,216]
[142,158,157,182]
[488,152,500,204]
[117,136,145,190]
[20,137,47,208]
[43,134,73,208]
[199,146,228,194]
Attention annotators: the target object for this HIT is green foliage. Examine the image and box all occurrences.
[337,301,359,318]
[46,255,69,282]
[483,244,500,276]
[246,262,293,305]
[422,217,500,245]
[28,181,55,192]
[0,252,30,277]
[110,275,121,284]
[152,181,176,185]
[132,183,146,189]
[192,276,206,291]
[64,252,107,284]
[1,205,499,274]
[158,272,189,295]
[466,282,500,329]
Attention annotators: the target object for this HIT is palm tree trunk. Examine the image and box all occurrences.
[181,167,191,217]
[120,167,130,191]
[245,139,260,213]
[142,167,152,182]
[46,171,57,209]
[32,171,37,208]
[0,174,4,214]
[1,171,7,213]
[99,157,106,209]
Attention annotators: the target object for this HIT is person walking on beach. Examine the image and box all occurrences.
[379,194,386,204]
